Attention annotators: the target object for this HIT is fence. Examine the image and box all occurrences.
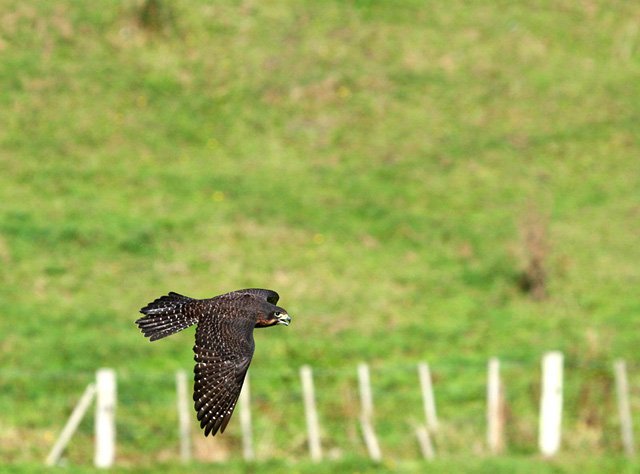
[38,351,636,468]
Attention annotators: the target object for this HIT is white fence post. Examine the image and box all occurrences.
[418,362,439,432]
[415,426,435,460]
[238,374,254,461]
[176,370,191,463]
[538,352,563,457]
[301,365,322,461]
[358,363,382,461]
[95,368,117,468]
[614,359,635,458]
[45,383,96,466]
[487,357,505,454]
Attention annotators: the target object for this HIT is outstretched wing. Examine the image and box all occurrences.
[219,288,279,305]
[193,307,255,436]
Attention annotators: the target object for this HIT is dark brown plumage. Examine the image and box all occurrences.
[135,288,290,436]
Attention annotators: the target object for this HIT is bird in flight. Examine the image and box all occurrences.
[135,288,290,436]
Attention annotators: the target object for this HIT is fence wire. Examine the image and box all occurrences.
[1,357,638,465]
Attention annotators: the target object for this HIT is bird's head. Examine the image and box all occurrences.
[255,305,291,328]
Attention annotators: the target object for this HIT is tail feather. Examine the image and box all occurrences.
[136,292,199,341]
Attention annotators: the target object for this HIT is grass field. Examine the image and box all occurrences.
[5,456,640,474]
[1,0,640,472]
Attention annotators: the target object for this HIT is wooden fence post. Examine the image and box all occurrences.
[301,365,322,461]
[415,426,435,460]
[95,368,117,468]
[45,383,96,466]
[538,352,563,457]
[487,357,505,454]
[418,362,439,432]
[176,370,191,463]
[358,363,381,461]
[614,359,635,458]
[238,373,254,461]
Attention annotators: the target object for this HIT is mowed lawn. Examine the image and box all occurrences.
[1,0,639,472]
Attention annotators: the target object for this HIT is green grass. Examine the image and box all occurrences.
[5,456,640,474]
[1,0,640,472]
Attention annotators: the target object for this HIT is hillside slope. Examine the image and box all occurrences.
[1,0,639,468]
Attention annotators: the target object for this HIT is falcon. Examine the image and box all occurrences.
[135,288,290,436]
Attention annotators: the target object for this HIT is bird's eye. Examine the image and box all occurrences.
[273,312,281,317]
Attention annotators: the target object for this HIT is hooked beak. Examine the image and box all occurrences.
[277,313,291,326]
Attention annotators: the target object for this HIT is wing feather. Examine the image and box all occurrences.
[218,288,279,305]
[192,306,255,436]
